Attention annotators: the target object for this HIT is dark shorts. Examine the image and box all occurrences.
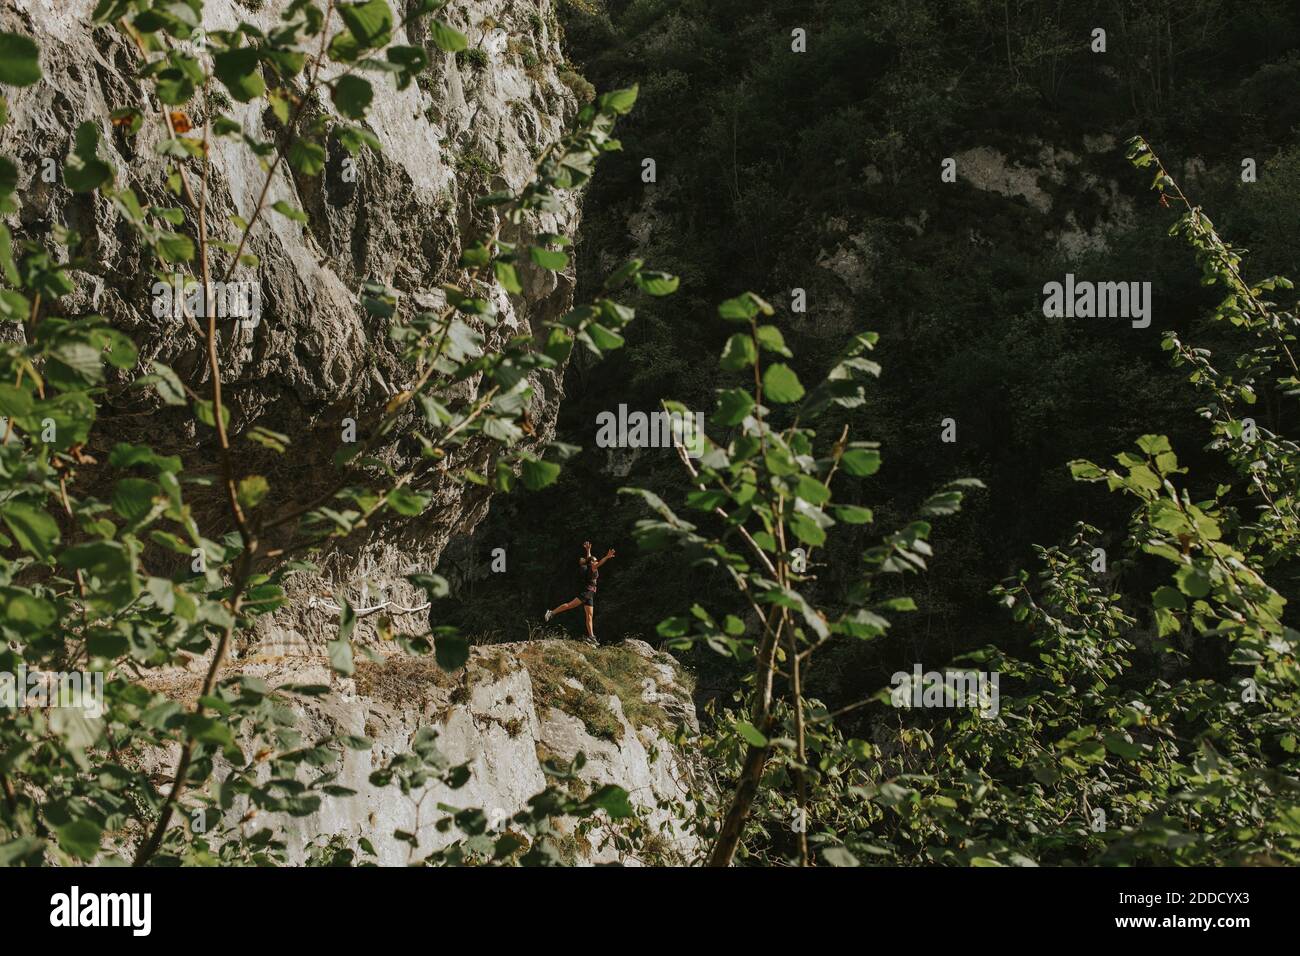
[578,589,595,608]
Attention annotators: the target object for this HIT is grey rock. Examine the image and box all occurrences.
[0,0,582,646]
[139,638,703,865]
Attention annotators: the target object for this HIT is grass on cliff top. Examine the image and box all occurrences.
[353,636,688,745]
[519,638,679,743]
[354,653,460,705]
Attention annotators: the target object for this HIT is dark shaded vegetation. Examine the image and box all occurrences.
[445,0,1300,719]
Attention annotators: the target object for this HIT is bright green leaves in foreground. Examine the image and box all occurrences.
[0,32,42,87]
[0,7,673,868]
[623,144,1300,868]
[624,291,981,863]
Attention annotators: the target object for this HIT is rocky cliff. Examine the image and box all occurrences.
[0,0,585,646]
[2,1,705,864]
[141,637,702,865]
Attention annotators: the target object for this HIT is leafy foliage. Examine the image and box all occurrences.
[0,2,667,866]
[638,143,1300,867]
[4,1,1299,870]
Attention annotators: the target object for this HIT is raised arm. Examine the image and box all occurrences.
[595,548,616,568]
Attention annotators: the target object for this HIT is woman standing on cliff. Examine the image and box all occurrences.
[544,540,615,644]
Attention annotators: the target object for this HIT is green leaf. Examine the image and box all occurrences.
[248,425,290,452]
[94,327,138,369]
[332,74,373,119]
[494,260,522,294]
[686,489,728,510]
[154,70,196,106]
[0,837,44,866]
[0,382,32,418]
[529,247,569,271]
[337,124,381,155]
[288,139,326,175]
[762,363,804,403]
[521,456,561,491]
[194,398,231,431]
[429,19,468,53]
[435,633,469,671]
[1174,564,1211,598]
[841,448,881,476]
[387,484,429,516]
[0,33,42,87]
[586,784,634,818]
[1068,459,1105,481]
[51,341,103,384]
[408,573,449,600]
[0,589,56,635]
[0,160,17,200]
[328,630,355,676]
[186,714,238,751]
[1152,585,1186,610]
[634,271,679,296]
[877,596,916,612]
[263,46,306,79]
[108,445,181,476]
[460,243,491,267]
[140,362,187,405]
[65,122,114,193]
[603,259,642,289]
[755,325,792,356]
[794,474,831,505]
[0,287,30,320]
[111,477,160,522]
[237,475,270,511]
[821,846,860,867]
[87,630,129,658]
[338,596,357,643]
[735,721,768,747]
[833,504,874,524]
[1136,434,1172,455]
[717,293,761,322]
[596,85,638,115]
[386,44,429,89]
[720,333,756,371]
[1103,734,1143,760]
[212,47,266,103]
[586,322,624,351]
[54,819,102,862]
[1,501,60,559]
[0,223,19,285]
[338,0,395,52]
[714,387,754,426]
[155,232,194,263]
[271,200,308,223]
[60,540,132,580]
[788,510,827,547]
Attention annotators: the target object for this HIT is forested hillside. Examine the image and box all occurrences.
[449,0,1300,710]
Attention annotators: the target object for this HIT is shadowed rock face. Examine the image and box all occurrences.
[0,0,585,645]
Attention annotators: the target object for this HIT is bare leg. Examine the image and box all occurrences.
[548,598,581,617]
[583,605,594,638]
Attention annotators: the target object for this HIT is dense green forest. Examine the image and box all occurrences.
[447,0,1300,709]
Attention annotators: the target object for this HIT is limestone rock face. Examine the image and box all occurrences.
[144,639,702,865]
[3,2,706,865]
[0,0,584,644]
[951,141,1136,254]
